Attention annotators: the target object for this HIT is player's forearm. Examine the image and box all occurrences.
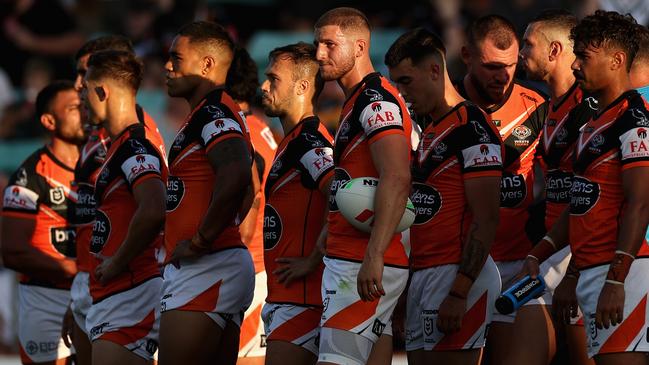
[458,216,498,282]
[546,207,570,250]
[3,249,76,280]
[239,193,261,245]
[366,170,410,258]
[113,203,165,267]
[200,166,252,242]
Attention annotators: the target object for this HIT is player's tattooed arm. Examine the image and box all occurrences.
[458,223,489,280]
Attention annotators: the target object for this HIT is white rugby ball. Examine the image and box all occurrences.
[335,177,416,233]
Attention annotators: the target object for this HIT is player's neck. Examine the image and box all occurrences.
[431,78,466,121]
[548,68,575,104]
[463,74,500,111]
[280,105,316,133]
[338,59,375,98]
[594,76,631,113]
[104,99,139,140]
[189,79,225,110]
[48,138,79,169]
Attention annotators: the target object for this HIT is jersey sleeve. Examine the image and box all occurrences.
[198,104,246,152]
[119,138,163,189]
[618,107,649,170]
[1,167,40,218]
[458,111,503,179]
[358,98,406,144]
[296,132,335,190]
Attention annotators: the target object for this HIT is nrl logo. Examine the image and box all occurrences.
[49,186,65,205]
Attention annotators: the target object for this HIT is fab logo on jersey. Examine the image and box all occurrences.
[361,101,402,135]
[263,204,282,250]
[411,183,442,224]
[122,154,160,184]
[569,176,600,215]
[620,127,649,159]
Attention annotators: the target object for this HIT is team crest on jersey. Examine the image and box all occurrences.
[588,134,605,154]
[555,127,568,143]
[303,133,324,147]
[49,186,65,205]
[433,141,447,156]
[270,160,282,177]
[470,120,491,143]
[631,108,649,127]
[130,139,147,154]
[98,167,110,184]
[172,132,185,150]
[204,105,225,118]
[16,168,28,186]
[94,145,107,162]
[364,88,383,102]
[337,120,351,142]
[547,119,557,127]
[512,125,532,146]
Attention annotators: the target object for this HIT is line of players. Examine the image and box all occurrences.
[1,6,649,365]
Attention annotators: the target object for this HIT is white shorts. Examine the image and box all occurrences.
[492,259,524,323]
[70,272,92,334]
[577,259,649,358]
[18,284,72,363]
[161,247,255,329]
[405,257,501,352]
[262,303,322,356]
[319,257,406,341]
[86,277,162,361]
[522,246,583,325]
[238,270,268,357]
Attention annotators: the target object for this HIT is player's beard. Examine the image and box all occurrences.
[470,74,510,105]
[320,56,355,82]
[524,59,549,82]
[262,94,292,118]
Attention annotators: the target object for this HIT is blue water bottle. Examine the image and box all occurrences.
[495,275,546,314]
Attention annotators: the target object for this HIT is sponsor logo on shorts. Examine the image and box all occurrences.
[25,340,58,355]
[90,322,110,338]
[372,319,386,337]
[569,176,600,215]
[322,297,330,313]
[328,169,351,212]
[411,183,442,225]
[146,339,158,355]
[166,176,185,212]
[263,204,282,250]
[500,172,527,208]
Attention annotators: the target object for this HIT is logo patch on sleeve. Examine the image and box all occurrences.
[620,127,649,159]
[3,185,38,211]
[300,147,334,182]
[462,144,502,169]
[121,154,161,184]
[201,118,243,144]
[360,101,403,135]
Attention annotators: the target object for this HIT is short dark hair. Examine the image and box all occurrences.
[466,14,517,50]
[570,10,639,71]
[75,35,134,61]
[35,80,75,116]
[269,42,324,102]
[227,47,259,105]
[633,25,649,66]
[385,28,446,68]
[530,8,578,32]
[86,50,143,92]
[177,21,234,54]
[315,7,371,33]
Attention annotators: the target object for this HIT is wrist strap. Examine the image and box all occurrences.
[528,238,556,263]
[606,251,634,283]
[605,279,624,286]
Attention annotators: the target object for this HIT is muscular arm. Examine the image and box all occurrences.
[456,176,501,286]
[201,138,253,242]
[238,159,262,246]
[546,207,570,250]
[1,217,76,280]
[616,167,649,256]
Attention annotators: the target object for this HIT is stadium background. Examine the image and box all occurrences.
[0,0,646,362]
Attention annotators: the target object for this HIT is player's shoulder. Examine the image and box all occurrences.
[514,79,549,104]
[296,117,332,147]
[356,72,401,106]
[618,90,649,128]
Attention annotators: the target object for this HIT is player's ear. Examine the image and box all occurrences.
[611,51,625,71]
[94,86,107,102]
[39,113,56,132]
[549,41,562,61]
[355,38,367,58]
[202,55,216,75]
[296,79,309,96]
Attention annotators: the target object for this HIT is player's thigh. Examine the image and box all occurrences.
[367,334,392,365]
[93,339,150,365]
[407,349,426,365]
[503,304,556,365]
[593,352,648,365]
[565,324,595,365]
[71,318,92,365]
[425,348,482,365]
[215,319,240,365]
[266,340,316,365]
[159,310,223,365]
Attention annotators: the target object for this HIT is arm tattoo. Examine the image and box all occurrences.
[458,222,489,280]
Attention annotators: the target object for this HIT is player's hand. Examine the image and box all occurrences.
[437,294,466,334]
[170,239,206,268]
[273,256,320,286]
[552,275,579,324]
[595,282,625,329]
[61,305,74,348]
[357,254,385,302]
[514,255,541,282]
[95,256,125,285]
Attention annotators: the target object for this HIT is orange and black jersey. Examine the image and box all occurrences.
[2,147,76,288]
[165,88,253,261]
[457,80,549,261]
[264,116,333,306]
[538,84,596,230]
[89,123,166,302]
[327,72,415,268]
[72,106,166,273]
[246,114,278,273]
[410,102,503,270]
[569,90,649,269]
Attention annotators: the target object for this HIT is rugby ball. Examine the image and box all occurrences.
[335,177,416,233]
